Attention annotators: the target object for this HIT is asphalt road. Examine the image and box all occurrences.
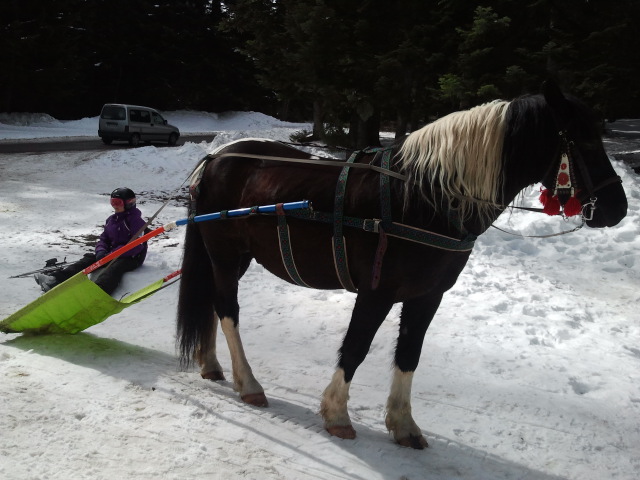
[0,134,216,154]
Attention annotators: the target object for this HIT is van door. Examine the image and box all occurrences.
[150,111,170,140]
[128,108,150,144]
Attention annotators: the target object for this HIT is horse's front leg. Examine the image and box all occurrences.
[220,315,268,407]
[386,293,441,449]
[196,312,225,381]
[321,290,394,439]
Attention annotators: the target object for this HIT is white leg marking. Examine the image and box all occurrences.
[385,367,427,448]
[219,316,265,400]
[320,368,356,438]
[197,313,225,380]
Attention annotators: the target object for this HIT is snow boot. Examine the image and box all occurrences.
[34,273,58,293]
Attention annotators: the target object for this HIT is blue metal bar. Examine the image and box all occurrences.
[175,200,310,226]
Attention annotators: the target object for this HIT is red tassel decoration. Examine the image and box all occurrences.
[539,188,561,216]
[539,188,551,206]
[544,195,561,215]
[563,195,582,217]
[539,189,561,215]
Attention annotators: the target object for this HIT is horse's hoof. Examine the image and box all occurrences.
[241,392,269,407]
[397,434,428,450]
[326,425,357,440]
[201,370,225,381]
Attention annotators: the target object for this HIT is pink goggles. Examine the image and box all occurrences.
[110,197,135,209]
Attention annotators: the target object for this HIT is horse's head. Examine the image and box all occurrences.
[542,81,627,228]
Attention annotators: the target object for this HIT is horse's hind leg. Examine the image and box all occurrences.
[220,315,268,406]
[195,254,253,384]
[320,290,394,439]
[196,312,225,381]
[213,256,268,407]
[385,293,441,449]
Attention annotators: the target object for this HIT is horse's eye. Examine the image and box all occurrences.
[574,141,599,152]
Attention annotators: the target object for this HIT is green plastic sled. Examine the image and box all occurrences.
[0,272,173,335]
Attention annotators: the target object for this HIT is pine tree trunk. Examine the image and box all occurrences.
[313,100,325,141]
[349,107,381,149]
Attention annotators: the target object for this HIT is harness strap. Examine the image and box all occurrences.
[333,151,359,292]
[285,209,476,252]
[562,132,595,196]
[211,152,408,181]
[378,148,393,226]
[276,203,311,288]
[371,148,393,289]
[371,226,388,290]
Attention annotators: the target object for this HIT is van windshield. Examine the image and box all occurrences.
[101,106,126,120]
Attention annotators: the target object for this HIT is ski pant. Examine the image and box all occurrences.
[51,252,145,295]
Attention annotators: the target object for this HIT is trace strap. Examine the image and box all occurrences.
[83,201,311,275]
[276,203,311,288]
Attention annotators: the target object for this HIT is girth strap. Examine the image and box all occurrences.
[276,203,311,288]
[372,148,393,290]
[332,151,359,292]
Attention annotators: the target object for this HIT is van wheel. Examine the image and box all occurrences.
[102,137,113,145]
[168,133,179,146]
[129,133,141,146]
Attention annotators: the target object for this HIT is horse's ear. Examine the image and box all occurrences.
[542,80,571,123]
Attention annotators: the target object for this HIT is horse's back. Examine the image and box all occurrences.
[200,139,341,211]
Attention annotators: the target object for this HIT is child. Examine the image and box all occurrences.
[34,187,148,295]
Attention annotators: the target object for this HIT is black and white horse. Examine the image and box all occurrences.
[177,82,627,448]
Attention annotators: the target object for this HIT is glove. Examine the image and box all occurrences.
[95,251,107,261]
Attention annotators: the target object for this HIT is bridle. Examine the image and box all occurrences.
[555,130,623,221]
[490,130,623,238]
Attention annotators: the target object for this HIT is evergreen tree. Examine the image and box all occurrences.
[0,0,87,117]
[542,0,640,119]
[1,0,639,125]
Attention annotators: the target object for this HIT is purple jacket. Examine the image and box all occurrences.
[95,207,148,260]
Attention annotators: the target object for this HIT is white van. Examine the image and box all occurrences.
[98,104,180,146]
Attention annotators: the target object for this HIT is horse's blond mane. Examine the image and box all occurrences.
[397,100,510,223]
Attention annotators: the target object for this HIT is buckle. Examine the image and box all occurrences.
[363,219,381,233]
[582,197,597,221]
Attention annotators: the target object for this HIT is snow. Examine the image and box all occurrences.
[0,110,309,141]
[1,111,639,480]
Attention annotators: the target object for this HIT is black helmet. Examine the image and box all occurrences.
[110,187,136,210]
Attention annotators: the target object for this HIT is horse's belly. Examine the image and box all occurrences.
[239,212,473,298]
[248,218,349,290]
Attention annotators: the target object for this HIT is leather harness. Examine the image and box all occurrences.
[237,146,476,292]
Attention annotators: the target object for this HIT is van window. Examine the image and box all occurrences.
[130,109,150,123]
[152,112,164,124]
[101,106,126,120]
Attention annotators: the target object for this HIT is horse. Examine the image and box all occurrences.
[176,81,627,449]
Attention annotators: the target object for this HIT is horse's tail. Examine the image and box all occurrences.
[176,222,215,369]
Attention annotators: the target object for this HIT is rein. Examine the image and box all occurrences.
[200,133,622,241]
[208,150,564,218]
[210,152,408,181]
[491,215,586,239]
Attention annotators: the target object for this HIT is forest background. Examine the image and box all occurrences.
[2,0,639,148]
